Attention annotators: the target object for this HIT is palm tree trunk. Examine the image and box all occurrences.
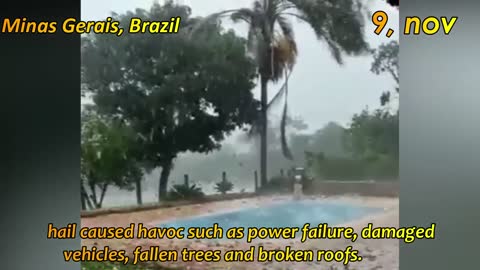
[260,75,268,186]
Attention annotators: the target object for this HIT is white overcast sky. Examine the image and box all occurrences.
[81,0,399,131]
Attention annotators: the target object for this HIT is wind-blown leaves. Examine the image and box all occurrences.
[371,40,399,106]
[371,40,399,84]
[188,0,370,164]
[289,0,370,64]
[279,69,293,160]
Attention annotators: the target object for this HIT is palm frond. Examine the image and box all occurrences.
[323,34,344,64]
[186,9,241,37]
[279,69,293,160]
[287,0,370,64]
[275,35,297,69]
[267,69,292,110]
[276,15,294,41]
[231,8,256,24]
[269,35,298,82]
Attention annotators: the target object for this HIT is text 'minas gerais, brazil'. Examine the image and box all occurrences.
[1,17,181,35]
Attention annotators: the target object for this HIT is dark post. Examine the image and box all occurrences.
[184,174,189,187]
[135,178,142,205]
[254,170,258,192]
[222,171,227,182]
[81,194,86,210]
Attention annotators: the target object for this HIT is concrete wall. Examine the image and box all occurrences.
[81,192,257,218]
[309,180,399,197]
[82,181,399,218]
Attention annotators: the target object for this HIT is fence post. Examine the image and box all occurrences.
[184,174,189,187]
[254,170,258,192]
[222,171,227,182]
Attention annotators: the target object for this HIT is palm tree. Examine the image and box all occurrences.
[190,0,370,186]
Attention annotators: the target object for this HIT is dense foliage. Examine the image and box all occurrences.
[81,108,143,209]
[81,1,259,201]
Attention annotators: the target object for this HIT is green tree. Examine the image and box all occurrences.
[346,39,399,160]
[81,2,259,201]
[371,40,399,106]
[349,39,399,160]
[309,122,349,158]
[81,109,143,209]
[344,109,398,160]
[315,40,400,180]
[191,0,370,186]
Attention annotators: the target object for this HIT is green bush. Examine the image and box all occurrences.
[166,183,205,201]
[214,179,234,194]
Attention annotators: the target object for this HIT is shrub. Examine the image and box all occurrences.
[215,179,234,194]
[166,183,205,201]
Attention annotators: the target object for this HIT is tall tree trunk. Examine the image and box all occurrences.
[87,181,99,208]
[98,183,108,208]
[260,75,268,186]
[87,181,108,209]
[158,160,173,202]
[81,182,94,210]
[80,185,87,210]
[135,177,143,205]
